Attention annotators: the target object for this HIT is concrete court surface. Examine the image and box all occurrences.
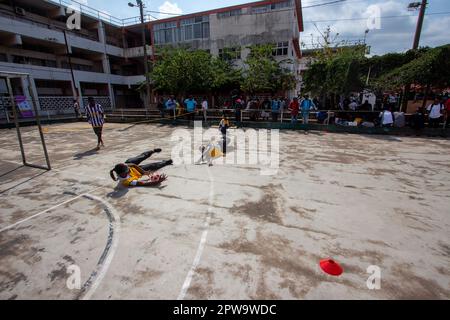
[0,122,449,300]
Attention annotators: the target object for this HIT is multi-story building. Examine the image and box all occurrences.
[0,0,303,119]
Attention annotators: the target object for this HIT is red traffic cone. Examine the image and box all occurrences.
[319,259,343,276]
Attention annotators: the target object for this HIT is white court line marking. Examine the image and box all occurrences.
[0,186,104,233]
[79,194,121,301]
[177,166,214,300]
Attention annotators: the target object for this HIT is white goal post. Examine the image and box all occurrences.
[0,71,51,171]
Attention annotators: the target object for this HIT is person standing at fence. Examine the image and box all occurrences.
[271,96,280,122]
[201,97,208,122]
[445,95,450,128]
[289,97,300,124]
[165,95,177,119]
[379,107,394,128]
[184,96,197,121]
[349,99,358,112]
[157,97,165,118]
[73,98,81,119]
[279,97,286,114]
[234,97,244,125]
[427,97,444,128]
[219,114,230,156]
[300,95,316,125]
[85,97,105,150]
[411,107,425,135]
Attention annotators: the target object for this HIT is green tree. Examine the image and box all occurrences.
[303,45,366,108]
[241,44,295,95]
[147,47,243,102]
[375,45,450,90]
[149,47,213,97]
[210,56,243,94]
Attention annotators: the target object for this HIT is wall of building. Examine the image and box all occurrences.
[147,2,301,97]
[0,1,150,115]
[210,8,297,56]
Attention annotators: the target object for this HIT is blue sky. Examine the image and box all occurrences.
[75,0,450,55]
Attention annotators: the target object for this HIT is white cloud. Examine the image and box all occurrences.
[300,0,450,55]
[158,1,182,19]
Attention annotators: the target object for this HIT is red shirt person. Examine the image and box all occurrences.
[445,97,450,114]
[289,97,300,124]
[445,97,450,126]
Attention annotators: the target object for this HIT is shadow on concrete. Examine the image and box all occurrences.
[0,165,24,179]
[106,184,167,199]
[0,171,47,195]
[73,148,99,160]
[106,185,129,199]
[360,134,404,142]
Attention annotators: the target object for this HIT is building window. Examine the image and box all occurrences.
[272,42,289,56]
[11,55,57,68]
[271,1,293,10]
[252,5,269,13]
[181,16,209,41]
[219,47,241,61]
[252,1,292,13]
[0,53,7,62]
[217,9,242,18]
[153,16,209,44]
[153,21,177,44]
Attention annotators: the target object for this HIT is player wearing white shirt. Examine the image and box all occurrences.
[201,97,208,122]
[427,97,444,128]
[379,108,394,127]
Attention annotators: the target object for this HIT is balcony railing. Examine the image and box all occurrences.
[47,0,152,26]
[124,45,153,58]
[0,9,98,41]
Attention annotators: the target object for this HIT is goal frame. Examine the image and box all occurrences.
[1,71,51,171]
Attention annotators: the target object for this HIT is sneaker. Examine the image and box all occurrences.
[166,159,173,165]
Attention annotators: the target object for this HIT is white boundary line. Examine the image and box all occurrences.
[80,194,121,301]
[177,166,214,300]
[0,186,104,233]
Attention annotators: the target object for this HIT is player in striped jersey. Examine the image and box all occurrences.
[86,97,105,150]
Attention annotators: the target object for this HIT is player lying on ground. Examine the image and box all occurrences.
[109,149,172,187]
[195,135,232,166]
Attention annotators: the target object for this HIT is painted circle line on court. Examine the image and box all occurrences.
[77,194,121,300]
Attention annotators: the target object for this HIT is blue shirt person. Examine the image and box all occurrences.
[300,95,316,125]
[165,96,177,118]
[165,97,176,110]
[271,97,281,122]
[271,98,280,113]
[184,97,197,113]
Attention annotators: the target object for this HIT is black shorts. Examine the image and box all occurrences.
[93,126,103,136]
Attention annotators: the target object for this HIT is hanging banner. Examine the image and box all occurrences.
[15,95,34,118]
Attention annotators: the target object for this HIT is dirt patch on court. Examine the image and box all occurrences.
[187,267,223,299]
[230,184,283,224]
[0,270,28,292]
[384,264,450,299]
[218,229,352,299]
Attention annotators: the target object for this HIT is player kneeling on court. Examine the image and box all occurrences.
[110,149,172,187]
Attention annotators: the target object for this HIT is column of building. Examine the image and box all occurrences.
[96,20,115,110]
